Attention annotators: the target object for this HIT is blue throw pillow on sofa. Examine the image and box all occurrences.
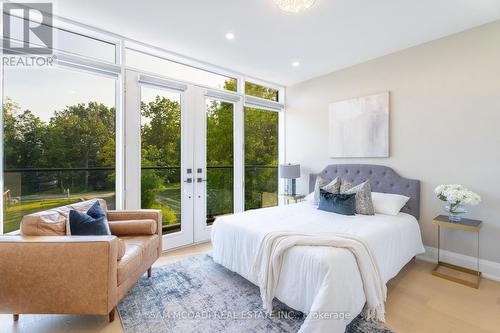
[69,201,111,235]
[318,189,356,216]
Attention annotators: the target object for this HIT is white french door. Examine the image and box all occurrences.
[124,71,243,250]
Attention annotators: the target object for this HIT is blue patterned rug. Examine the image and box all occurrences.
[118,255,395,333]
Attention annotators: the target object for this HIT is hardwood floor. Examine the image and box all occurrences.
[1,242,499,333]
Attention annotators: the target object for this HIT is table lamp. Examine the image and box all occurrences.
[279,163,300,196]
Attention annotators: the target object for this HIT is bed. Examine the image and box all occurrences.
[211,164,425,333]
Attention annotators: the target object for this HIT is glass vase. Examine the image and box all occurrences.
[445,203,467,221]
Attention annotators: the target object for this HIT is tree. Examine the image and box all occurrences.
[45,102,115,191]
[3,99,47,170]
[141,96,181,168]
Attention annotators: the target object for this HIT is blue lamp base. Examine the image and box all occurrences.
[284,179,296,196]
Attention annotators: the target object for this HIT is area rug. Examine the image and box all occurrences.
[118,255,395,333]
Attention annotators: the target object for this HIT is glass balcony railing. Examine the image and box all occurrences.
[244,165,278,211]
[144,165,278,233]
[2,166,278,234]
[3,167,116,234]
[140,166,181,234]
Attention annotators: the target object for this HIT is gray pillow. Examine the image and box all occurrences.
[341,180,375,215]
[314,177,341,204]
[322,177,341,194]
[314,176,330,204]
[340,178,353,193]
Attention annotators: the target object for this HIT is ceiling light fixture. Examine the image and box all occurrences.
[225,32,235,40]
[275,0,316,13]
[292,61,300,67]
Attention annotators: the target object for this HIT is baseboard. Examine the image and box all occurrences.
[417,246,500,282]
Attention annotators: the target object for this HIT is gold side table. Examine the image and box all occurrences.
[280,194,305,205]
[432,215,482,288]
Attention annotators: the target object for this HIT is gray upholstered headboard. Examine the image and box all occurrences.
[309,164,420,220]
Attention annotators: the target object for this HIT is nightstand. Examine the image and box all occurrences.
[432,215,482,288]
[280,194,305,205]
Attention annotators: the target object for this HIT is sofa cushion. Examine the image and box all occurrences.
[21,199,108,236]
[117,235,159,285]
[108,219,157,236]
[69,201,111,236]
[117,238,126,261]
[117,243,142,285]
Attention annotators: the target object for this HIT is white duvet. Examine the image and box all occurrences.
[211,201,425,333]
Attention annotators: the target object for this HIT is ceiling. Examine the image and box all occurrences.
[54,0,500,86]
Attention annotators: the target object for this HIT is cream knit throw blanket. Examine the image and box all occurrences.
[253,231,387,322]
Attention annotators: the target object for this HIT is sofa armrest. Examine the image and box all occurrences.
[107,210,162,252]
[108,219,157,236]
[0,236,118,315]
[107,210,161,230]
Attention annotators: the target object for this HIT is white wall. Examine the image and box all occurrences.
[285,20,500,263]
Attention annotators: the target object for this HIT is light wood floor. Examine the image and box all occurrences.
[1,242,499,333]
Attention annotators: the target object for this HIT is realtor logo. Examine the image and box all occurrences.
[3,2,53,54]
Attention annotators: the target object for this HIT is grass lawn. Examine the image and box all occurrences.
[4,198,75,233]
[151,184,181,226]
[3,192,115,233]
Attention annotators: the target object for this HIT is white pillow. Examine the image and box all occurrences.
[304,192,315,203]
[371,192,410,216]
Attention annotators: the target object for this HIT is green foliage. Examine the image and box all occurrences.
[244,107,279,165]
[244,82,279,101]
[141,96,181,167]
[141,168,165,209]
[47,102,115,168]
[3,99,47,169]
[244,107,279,210]
[149,202,177,225]
[206,100,234,216]
[3,198,74,233]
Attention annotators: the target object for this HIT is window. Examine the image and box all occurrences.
[140,86,182,234]
[206,99,234,223]
[244,107,279,210]
[6,14,116,63]
[1,13,286,236]
[127,49,237,92]
[245,81,279,102]
[2,66,117,233]
[52,27,116,63]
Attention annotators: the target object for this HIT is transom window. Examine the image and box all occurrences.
[126,49,238,92]
[245,82,279,102]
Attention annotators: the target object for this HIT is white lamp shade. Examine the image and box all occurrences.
[279,164,300,179]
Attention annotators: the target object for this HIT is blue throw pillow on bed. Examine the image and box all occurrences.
[69,201,111,235]
[318,189,356,216]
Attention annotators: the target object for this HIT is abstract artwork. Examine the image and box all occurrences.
[328,92,389,158]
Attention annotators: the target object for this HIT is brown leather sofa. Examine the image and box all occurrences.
[0,199,162,322]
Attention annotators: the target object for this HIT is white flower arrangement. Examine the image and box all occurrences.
[434,184,481,206]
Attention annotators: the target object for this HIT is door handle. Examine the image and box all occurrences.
[197,178,207,183]
[184,178,192,183]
